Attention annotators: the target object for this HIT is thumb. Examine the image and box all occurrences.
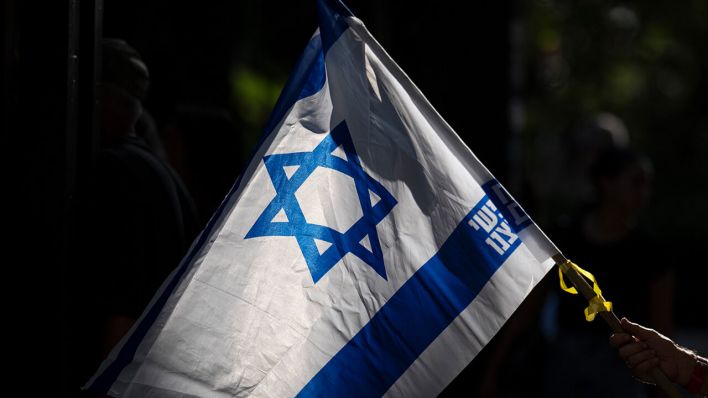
[621,317,657,341]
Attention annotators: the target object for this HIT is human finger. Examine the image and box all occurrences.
[626,348,656,368]
[610,333,632,348]
[618,341,648,360]
[634,357,660,375]
[621,317,658,341]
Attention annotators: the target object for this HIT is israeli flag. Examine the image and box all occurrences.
[87,1,559,396]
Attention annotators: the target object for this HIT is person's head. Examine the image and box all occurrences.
[590,147,653,217]
[569,112,630,176]
[100,38,149,144]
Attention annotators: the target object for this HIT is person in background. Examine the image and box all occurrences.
[76,39,198,390]
[160,105,244,226]
[542,147,675,397]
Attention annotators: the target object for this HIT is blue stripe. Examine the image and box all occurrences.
[87,18,339,395]
[267,0,352,133]
[317,0,353,53]
[297,48,326,100]
[263,33,325,139]
[296,195,523,397]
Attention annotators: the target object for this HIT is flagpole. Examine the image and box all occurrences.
[552,253,682,398]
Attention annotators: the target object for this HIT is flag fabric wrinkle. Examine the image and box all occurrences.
[86,1,559,396]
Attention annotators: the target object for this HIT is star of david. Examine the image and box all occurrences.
[245,121,397,283]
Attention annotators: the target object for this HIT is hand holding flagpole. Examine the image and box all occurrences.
[553,253,682,398]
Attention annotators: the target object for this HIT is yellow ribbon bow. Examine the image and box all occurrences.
[558,260,613,322]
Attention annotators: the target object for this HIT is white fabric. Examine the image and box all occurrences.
[88,10,558,398]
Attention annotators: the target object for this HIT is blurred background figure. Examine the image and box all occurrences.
[563,113,630,212]
[75,38,199,388]
[542,146,674,398]
[161,105,244,227]
[529,111,631,229]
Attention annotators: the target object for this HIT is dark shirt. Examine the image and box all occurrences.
[85,135,198,318]
[554,218,671,336]
[74,135,198,388]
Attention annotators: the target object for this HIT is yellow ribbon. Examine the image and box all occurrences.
[558,260,613,322]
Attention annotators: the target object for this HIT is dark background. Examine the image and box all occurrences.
[3,0,706,396]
